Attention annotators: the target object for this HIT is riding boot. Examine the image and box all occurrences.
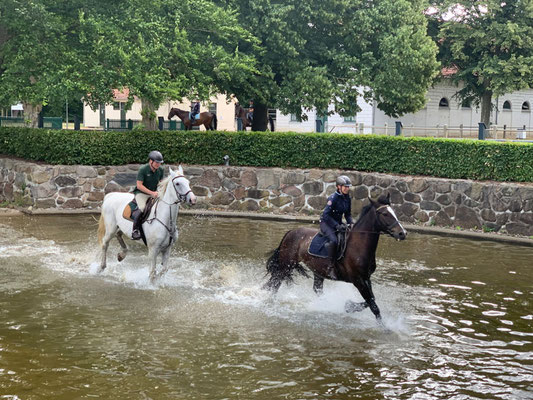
[325,242,338,280]
[131,209,142,240]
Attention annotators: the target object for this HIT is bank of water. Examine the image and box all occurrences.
[0,214,531,399]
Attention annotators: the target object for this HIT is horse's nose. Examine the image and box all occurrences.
[189,193,197,205]
[398,230,407,241]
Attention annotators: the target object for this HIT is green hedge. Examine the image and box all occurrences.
[1,127,532,182]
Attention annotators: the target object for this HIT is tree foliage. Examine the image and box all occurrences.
[429,0,533,126]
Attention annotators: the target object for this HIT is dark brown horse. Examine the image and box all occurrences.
[263,193,407,324]
[234,103,252,131]
[168,108,217,130]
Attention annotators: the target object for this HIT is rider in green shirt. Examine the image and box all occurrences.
[131,150,165,240]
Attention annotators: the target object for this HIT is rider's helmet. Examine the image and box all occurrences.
[148,150,164,163]
[336,175,352,187]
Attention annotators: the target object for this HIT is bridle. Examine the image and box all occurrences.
[147,174,192,246]
[375,204,402,233]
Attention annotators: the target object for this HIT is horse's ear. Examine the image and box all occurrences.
[168,166,174,175]
[368,196,376,206]
[178,165,184,175]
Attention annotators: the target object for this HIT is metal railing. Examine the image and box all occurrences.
[0,116,63,129]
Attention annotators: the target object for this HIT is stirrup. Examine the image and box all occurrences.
[132,230,141,240]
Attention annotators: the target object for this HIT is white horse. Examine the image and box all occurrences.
[97,166,197,282]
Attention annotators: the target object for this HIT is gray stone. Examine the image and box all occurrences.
[434,211,453,226]
[519,213,533,225]
[282,186,303,197]
[434,182,451,193]
[453,182,471,194]
[480,209,497,222]
[346,173,363,186]
[400,202,418,217]
[388,188,403,204]
[238,199,260,211]
[256,169,280,189]
[54,175,77,187]
[369,186,383,199]
[469,183,484,201]
[35,198,56,208]
[59,186,84,198]
[307,196,327,210]
[62,199,84,208]
[454,206,482,229]
[270,196,292,207]
[210,191,235,205]
[77,166,97,178]
[247,189,269,199]
[415,210,429,223]
[105,181,127,194]
[351,198,366,215]
[496,213,509,226]
[233,187,246,200]
[363,175,376,186]
[404,192,421,203]
[198,170,222,188]
[322,171,337,183]
[87,191,105,202]
[222,178,237,191]
[420,201,441,211]
[444,205,456,217]
[421,188,435,201]
[377,176,393,188]
[183,167,205,176]
[505,222,532,236]
[31,169,53,184]
[31,182,56,198]
[302,181,323,195]
[113,173,137,187]
[409,178,429,193]
[509,199,522,212]
[396,181,408,193]
[436,194,452,206]
[223,167,241,179]
[353,186,369,199]
[282,172,306,185]
[192,186,209,196]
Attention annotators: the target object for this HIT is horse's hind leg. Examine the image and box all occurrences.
[313,274,324,295]
[98,224,116,273]
[116,231,128,262]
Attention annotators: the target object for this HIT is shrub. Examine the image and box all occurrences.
[0,127,532,182]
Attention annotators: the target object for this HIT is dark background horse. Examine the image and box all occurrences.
[263,193,407,324]
[234,103,252,131]
[168,108,217,130]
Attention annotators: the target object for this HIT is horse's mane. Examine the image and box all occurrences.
[157,175,172,197]
[353,194,390,228]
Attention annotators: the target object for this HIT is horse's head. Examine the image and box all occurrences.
[168,108,174,120]
[371,193,406,241]
[168,166,197,205]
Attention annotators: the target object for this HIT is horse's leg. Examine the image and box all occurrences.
[116,231,128,262]
[156,245,172,280]
[98,222,116,273]
[148,246,160,283]
[313,274,324,295]
[350,279,381,322]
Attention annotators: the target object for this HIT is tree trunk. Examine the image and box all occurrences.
[480,89,492,128]
[141,98,157,131]
[252,102,268,131]
[23,103,42,128]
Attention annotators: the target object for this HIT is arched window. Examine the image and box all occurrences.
[503,100,512,110]
[522,101,530,111]
[439,98,449,108]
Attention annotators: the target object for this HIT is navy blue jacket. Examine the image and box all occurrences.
[191,102,200,115]
[320,191,354,229]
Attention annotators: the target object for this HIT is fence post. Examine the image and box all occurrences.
[460,124,463,138]
[384,123,388,135]
[106,118,110,131]
[359,122,364,133]
[38,112,44,128]
[503,124,507,139]
[395,121,403,136]
[128,119,133,130]
[158,117,164,130]
[478,122,486,140]
[491,124,497,139]
[74,115,80,130]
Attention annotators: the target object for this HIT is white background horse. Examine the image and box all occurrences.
[97,166,196,282]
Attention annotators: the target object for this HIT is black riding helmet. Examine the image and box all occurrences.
[336,175,352,187]
[148,150,164,163]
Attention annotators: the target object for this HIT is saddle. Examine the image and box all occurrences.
[307,229,349,259]
[123,197,156,223]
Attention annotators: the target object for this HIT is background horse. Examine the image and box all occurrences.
[234,103,252,131]
[97,166,197,283]
[168,108,217,130]
[263,193,406,324]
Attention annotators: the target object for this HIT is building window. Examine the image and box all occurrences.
[290,114,299,122]
[461,99,471,109]
[503,100,511,110]
[209,103,217,115]
[439,98,449,108]
[113,102,121,110]
[344,116,356,122]
[522,101,530,111]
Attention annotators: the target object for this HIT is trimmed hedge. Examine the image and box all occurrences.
[0,127,532,182]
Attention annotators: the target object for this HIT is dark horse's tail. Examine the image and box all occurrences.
[263,231,307,292]
[211,114,217,130]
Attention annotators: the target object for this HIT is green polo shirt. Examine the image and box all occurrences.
[133,163,164,194]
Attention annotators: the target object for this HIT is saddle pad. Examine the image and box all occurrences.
[308,232,329,258]
[189,113,200,120]
[123,203,133,221]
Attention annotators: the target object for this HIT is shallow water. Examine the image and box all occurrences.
[0,214,531,399]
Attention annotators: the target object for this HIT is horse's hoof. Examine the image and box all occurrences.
[117,254,125,262]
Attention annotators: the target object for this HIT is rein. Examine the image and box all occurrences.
[348,204,400,235]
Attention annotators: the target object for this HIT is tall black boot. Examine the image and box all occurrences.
[131,209,142,240]
[325,242,338,280]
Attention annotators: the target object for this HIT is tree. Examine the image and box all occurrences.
[429,0,533,127]
[219,0,439,130]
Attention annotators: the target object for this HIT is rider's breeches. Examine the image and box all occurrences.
[135,193,150,212]
[320,222,338,245]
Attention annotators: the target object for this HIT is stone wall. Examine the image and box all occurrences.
[1,156,532,236]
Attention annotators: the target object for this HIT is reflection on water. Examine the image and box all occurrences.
[0,214,532,399]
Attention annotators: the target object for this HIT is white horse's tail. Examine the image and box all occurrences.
[97,214,106,246]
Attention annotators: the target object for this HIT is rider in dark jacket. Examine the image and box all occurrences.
[190,101,200,124]
[319,175,354,279]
